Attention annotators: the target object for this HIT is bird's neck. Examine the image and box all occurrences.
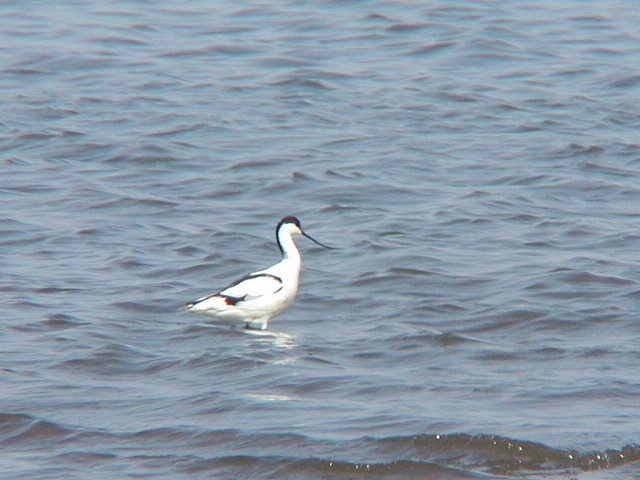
[278,233,301,264]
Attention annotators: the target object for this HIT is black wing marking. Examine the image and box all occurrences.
[188,273,283,308]
[222,273,283,292]
[221,294,246,306]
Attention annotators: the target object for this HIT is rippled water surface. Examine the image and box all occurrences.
[2,1,640,478]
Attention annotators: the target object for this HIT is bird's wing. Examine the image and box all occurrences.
[219,273,283,301]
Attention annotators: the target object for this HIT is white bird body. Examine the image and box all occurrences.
[185,217,331,330]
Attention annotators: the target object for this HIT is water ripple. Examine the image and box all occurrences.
[2,1,640,478]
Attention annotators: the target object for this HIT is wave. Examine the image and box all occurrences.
[1,414,637,478]
[168,434,640,479]
[178,455,483,479]
[369,433,640,476]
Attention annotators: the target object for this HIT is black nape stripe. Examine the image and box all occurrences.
[275,216,301,253]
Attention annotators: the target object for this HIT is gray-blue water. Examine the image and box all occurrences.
[1,1,639,478]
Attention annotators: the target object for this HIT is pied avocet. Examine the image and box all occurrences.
[184,216,333,330]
